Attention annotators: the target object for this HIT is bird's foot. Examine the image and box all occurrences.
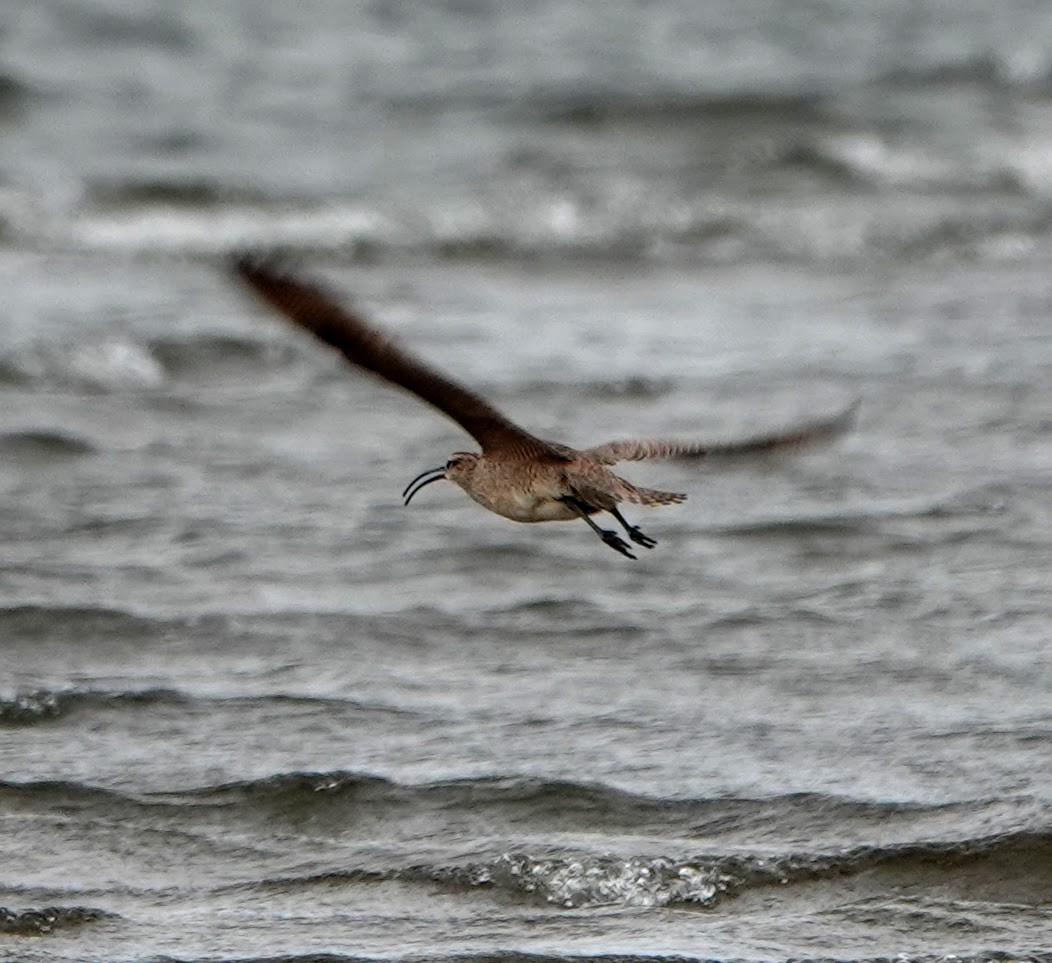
[601,529,637,559]
[626,526,657,549]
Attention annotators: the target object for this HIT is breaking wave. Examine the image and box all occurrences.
[418,829,1052,908]
[206,820,1052,910]
[3,770,1048,905]
[0,905,114,936]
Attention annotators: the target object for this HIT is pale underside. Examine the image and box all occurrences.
[457,451,687,524]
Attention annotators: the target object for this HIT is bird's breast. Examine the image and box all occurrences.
[462,485,577,523]
[446,459,581,523]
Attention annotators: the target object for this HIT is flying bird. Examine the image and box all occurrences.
[231,256,855,559]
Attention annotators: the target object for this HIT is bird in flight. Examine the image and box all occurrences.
[231,257,855,559]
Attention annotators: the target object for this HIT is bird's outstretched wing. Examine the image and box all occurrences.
[231,256,567,461]
[583,401,859,465]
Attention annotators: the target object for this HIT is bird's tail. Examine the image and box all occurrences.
[620,481,687,507]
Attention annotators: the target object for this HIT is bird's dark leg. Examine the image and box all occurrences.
[609,506,657,549]
[561,497,636,559]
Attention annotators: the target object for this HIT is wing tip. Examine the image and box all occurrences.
[721,398,862,456]
[228,250,336,326]
[229,249,296,292]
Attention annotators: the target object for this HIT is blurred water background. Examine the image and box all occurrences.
[0,2,1050,961]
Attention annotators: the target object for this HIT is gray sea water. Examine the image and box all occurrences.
[1,2,1051,962]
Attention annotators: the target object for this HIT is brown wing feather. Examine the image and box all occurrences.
[231,256,565,460]
[584,402,859,465]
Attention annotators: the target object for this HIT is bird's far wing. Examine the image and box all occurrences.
[583,401,859,464]
[231,256,566,460]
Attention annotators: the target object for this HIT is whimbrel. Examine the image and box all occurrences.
[231,257,855,559]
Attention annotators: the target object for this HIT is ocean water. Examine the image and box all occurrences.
[1,2,1051,962]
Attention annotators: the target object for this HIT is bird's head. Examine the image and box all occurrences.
[402,451,480,505]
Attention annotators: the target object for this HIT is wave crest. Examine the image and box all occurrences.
[433,830,1052,909]
[486,852,729,908]
[0,689,62,724]
[0,339,165,391]
[0,905,112,936]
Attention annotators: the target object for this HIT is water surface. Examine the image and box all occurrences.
[1,2,1050,961]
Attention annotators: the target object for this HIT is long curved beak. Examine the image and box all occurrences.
[402,467,446,506]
